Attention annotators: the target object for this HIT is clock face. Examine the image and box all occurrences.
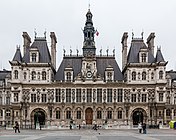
[86,71,92,78]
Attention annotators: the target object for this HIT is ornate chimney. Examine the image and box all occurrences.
[22,32,31,56]
[121,32,128,70]
[147,33,155,56]
[50,32,57,70]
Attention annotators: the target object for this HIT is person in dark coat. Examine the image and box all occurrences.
[14,121,20,133]
[142,123,146,134]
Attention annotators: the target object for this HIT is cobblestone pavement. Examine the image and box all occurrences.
[0,129,176,140]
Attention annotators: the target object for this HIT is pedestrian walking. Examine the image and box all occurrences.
[78,124,81,130]
[138,122,142,133]
[142,123,146,134]
[14,121,20,133]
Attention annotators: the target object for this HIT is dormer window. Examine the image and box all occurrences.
[66,72,71,82]
[31,53,37,62]
[107,72,112,82]
[105,66,114,82]
[64,66,73,82]
[141,53,147,62]
[30,48,39,63]
[14,70,18,79]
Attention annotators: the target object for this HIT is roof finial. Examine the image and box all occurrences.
[141,29,144,39]
[44,29,47,38]
[88,0,91,10]
[34,28,37,38]
[132,29,134,39]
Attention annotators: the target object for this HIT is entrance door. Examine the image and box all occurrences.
[133,111,143,125]
[85,108,93,124]
[34,111,45,125]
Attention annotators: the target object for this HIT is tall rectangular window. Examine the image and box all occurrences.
[55,89,61,102]
[76,89,81,103]
[66,111,71,119]
[97,111,102,119]
[107,111,112,119]
[107,89,112,102]
[117,110,122,119]
[42,94,47,102]
[142,94,147,102]
[131,94,136,102]
[31,94,36,102]
[0,97,2,105]
[56,110,60,119]
[66,89,71,103]
[77,111,81,119]
[97,89,102,103]
[87,89,92,103]
[159,93,163,102]
[117,89,123,102]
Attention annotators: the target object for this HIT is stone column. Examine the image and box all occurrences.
[2,108,5,125]
[171,109,174,120]
[164,109,166,124]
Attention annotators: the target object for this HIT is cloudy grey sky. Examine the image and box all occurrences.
[0,0,176,70]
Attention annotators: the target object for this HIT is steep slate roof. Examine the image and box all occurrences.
[55,56,124,81]
[166,70,176,80]
[12,47,22,62]
[55,57,82,81]
[0,70,11,80]
[22,37,51,63]
[127,39,155,63]
[155,48,165,62]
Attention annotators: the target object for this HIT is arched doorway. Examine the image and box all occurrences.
[132,108,147,125]
[85,108,93,124]
[31,108,46,128]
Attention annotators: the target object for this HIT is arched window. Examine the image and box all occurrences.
[31,71,36,80]
[142,72,146,80]
[66,72,71,82]
[132,71,136,80]
[159,71,163,79]
[42,71,46,80]
[141,53,147,62]
[14,70,18,79]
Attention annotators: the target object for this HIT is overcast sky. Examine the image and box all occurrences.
[0,0,176,71]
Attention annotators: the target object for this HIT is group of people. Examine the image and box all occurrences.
[138,122,146,134]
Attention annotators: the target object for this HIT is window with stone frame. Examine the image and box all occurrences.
[6,97,10,105]
[42,71,46,80]
[0,97,2,105]
[0,110,3,117]
[56,110,60,119]
[107,72,113,82]
[107,89,112,103]
[117,110,122,119]
[131,94,136,102]
[31,71,36,80]
[31,94,36,102]
[66,72,71,82]
[87,89,92,103]
[151,72,154,80]
[97,89,102,103]
[41,94,47,102]
[14,70,18,79]
[142,72,146,80]
[142,94,147,102]
[76,89,81,103]
[66,110,71,119]
[77,111,81,119]
[31,53,37,62]
[107,110,112,119]
[55,89,61,102]
[159,93,163,102]
[117,89,123,102]
[24,72,27,80]
[141,53,147,62]
[132,71,136,80]
[14,93,19,102]
[166,96,170,104]
[6,109,10,117]
[174,110,176,116]
[158,111,162,117]
[159,70,163,79]
[37,72,40,80]
[66,89,71,103]
[166,109,171,116]
[97,110,102,119]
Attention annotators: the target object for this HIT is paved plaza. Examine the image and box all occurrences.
[0,128,176,140]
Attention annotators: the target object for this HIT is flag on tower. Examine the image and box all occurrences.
[95,30,99,36]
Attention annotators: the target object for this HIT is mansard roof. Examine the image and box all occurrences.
[0,69,11,80]
[22,37,51,63]
[166,70,176,80]
[12,47,22,62]
[55,56,124,81]
[155,48,165,62]
[127,38,155,63]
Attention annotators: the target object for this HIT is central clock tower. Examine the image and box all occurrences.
[81,9,97,80]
